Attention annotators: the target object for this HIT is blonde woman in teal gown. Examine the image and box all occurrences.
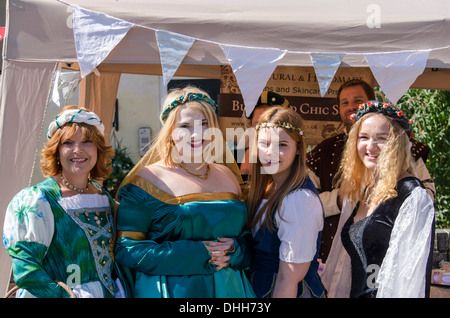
[114,86,255,298]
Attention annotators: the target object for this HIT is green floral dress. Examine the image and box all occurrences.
[3,177,120,298]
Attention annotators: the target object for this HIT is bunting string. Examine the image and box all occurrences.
[66,2,450,110]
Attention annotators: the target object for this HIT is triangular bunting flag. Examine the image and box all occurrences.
[156,30,196,86]
[365,50,430,104]
[221,45,286,117]
[310,53,345,97]
[72,5,134,77]
[51,69,81,107]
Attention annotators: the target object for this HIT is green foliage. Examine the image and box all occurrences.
[390,89,449,228]
[104,139,135,198]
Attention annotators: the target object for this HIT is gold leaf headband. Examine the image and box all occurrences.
[256,121,304,136]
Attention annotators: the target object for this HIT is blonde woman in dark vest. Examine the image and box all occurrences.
[321,102,434,298]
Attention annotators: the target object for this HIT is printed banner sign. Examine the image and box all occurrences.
[219,65,374,146]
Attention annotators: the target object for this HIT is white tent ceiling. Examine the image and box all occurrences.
[6,0,450,66]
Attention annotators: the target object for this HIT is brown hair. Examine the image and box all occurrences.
[337,79,375,105]
[40,105,114,180]
[246,106,307,232]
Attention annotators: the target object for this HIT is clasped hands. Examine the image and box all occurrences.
[202,237,235,271]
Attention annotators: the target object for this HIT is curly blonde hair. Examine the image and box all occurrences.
[40,105,114,180]
[336,112,414,207]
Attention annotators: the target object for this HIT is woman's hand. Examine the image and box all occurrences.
[202,237,235,270]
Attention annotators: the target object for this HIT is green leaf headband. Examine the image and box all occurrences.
[47,109,104,140]
[350,101,413,137]
[160,93,220,122]
[256,121,304,136]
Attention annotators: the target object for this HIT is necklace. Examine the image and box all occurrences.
[178,162,211,180]
[61,175,90,193]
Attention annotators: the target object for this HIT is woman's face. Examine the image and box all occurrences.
[257,127,298,184]
[357,115,390,170]
[171,106,209,163]
[58,129,98,178]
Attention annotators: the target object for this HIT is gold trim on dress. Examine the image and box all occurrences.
[127,175,243,204]
[117,231,147,241]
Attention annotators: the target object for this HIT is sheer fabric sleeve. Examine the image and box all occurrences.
[376,187,434,298]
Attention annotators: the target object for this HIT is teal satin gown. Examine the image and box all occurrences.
[114,175,255,298]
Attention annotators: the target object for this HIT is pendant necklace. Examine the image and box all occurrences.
[61,175,90,193]
[178,162,210,180]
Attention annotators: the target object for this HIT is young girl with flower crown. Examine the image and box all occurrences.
[246,106,326,298]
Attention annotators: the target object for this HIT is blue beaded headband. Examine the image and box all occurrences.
[160,93,220,122]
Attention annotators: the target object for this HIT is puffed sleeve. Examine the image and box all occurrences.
[3,187,68,297]
[275,189,324,263]
[114,184,214,276]
[376,187,435,298]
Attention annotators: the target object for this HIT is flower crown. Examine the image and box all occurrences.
[160,93,220,122]
[256,121,304,136]
[350,101,414,137]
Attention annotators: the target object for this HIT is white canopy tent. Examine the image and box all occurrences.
[1,0,449,295]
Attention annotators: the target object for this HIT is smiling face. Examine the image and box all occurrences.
[58,128,98,179]
[339,85,370,128]
[171,105,210,163]
[257,127,298,185]
[357,114,391,171]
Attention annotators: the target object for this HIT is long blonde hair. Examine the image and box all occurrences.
[336,112,414,206]
[115,86,244,199]
[246,106,307,232]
